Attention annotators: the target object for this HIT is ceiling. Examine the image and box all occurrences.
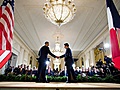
[1,0,120,57]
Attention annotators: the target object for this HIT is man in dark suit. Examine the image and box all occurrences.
[59,43,76,83]
[36,41,56,83]
[104,55,112,65]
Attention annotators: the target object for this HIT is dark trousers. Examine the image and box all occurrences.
[66,65,76,81]
[37,62,46,82]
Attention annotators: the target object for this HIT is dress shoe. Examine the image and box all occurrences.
[71,80,77,83]
[45,81,49,83]
[36,79,40,83]
[43,80,49,83]
[36,81,43,83]
[66,81,71,83]
[66,80,77,83]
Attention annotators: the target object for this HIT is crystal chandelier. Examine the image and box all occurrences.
[53,36,63,55]
[43,0,76,27]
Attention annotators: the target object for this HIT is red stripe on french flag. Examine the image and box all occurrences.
[106,0,120,70]
[110,28,120,58]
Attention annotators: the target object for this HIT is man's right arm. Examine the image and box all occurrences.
[48,47,56,58]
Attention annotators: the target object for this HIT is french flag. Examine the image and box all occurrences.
[106,0,120,70]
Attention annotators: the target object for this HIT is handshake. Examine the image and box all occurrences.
[56,56,60,59]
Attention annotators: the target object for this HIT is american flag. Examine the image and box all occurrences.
[0,0,14,69]
[106,0,120,70]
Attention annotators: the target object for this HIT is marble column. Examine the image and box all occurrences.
[76,58,80,67]
[18,47,24,65]
[60,58,65,70]
[90,49,95,66]
[85,52,90,69]
[16,52,20,66]
[23,51,29,65]
[12,41,20,67]
[32,56,37,68]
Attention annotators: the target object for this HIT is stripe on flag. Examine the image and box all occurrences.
[0,50,10,62]
[0,50,11,69]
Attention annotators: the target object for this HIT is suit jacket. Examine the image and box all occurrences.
[60,48,74,66]
[38,46,56,63]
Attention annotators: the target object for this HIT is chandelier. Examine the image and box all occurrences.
[43,0,76,27]
[53,36,63,55]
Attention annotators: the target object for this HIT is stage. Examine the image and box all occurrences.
[0,82,120,90]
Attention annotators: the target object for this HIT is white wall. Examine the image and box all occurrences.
[77,26,111,69]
